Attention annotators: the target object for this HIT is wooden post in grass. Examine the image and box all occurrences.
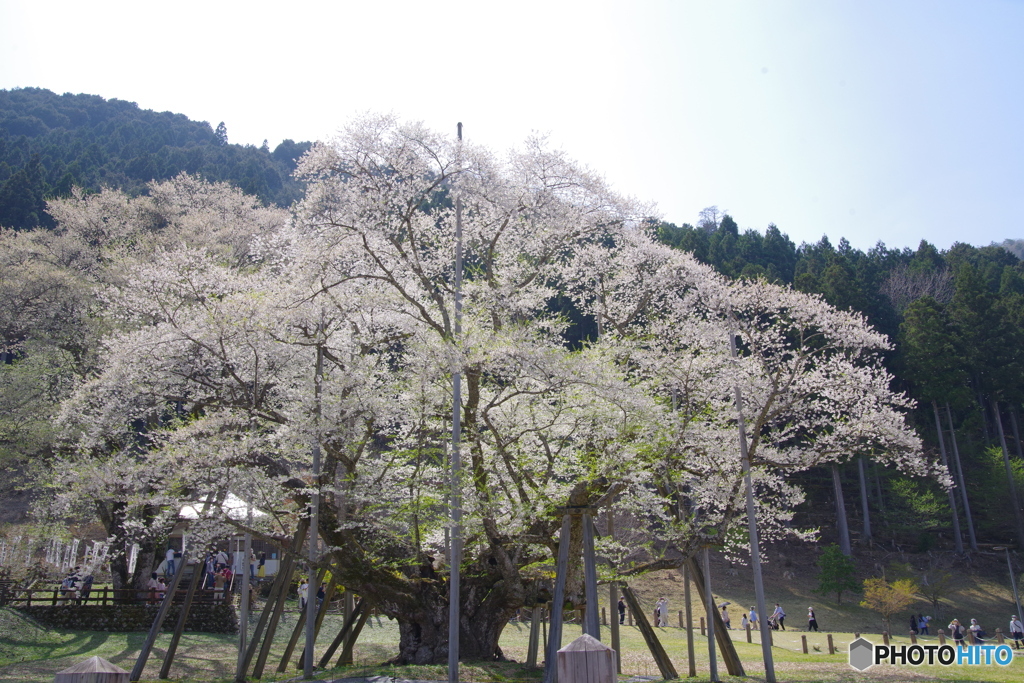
[996,628,1004,644]
[827,634,834,655]
[882,632,889,646]
[801,635,807,654]
[745,622,751,643]
[278,566,329,672]
[252,553,299,679]
[938,629,946,645]
[237,520,307,682]
[543,514,572,683]
[683,566,696,678]
[685,558,744,676]
[607,509,621,675]
[130,551,190,682]
[910,631,917,644]
[160,560,204,679]
[619,584,678,680]
[295,573,337,669]
[336,605,370,667]
[700,617,705,635]
[678,610,683,628]
[527,606,542,668]
[318,598,365,668]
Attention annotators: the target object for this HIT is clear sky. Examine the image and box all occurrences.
[2,1,1022,252]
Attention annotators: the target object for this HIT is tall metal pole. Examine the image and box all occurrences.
[703,546,718,683]
[1007,548,1023,621]
[304,343,324,679]
[237,505,252,680]
[582,512,600,638]
[448,122,465,683]
[730,331,775,683]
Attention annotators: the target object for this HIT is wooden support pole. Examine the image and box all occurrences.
[619,584,678,680]
[252,555,299,679]
[700,617,705,636]
[130,550,191,682]
[336,603,370,668]
[582,513,600,639]
[296,573,337,669]
[601,606,606,626]
[683,566,696,678]
[160,560,204,679]
[318,598,365,668]
[607,509,620,674]
[543,515,572,683]
[685,558,744,676]
[609,586,621,674]
[237,521,307,682]
[527,606,542,668]
[801,635,807,654]
[278,566,329,672]
[678,610,683,628]
[827,634,834,655]
[745,622,751,643]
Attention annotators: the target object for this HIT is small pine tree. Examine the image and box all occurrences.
[814,544,860,604]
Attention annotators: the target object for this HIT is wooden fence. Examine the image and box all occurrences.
[0,586,236,607]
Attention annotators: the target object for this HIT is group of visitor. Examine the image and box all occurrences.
[58,566,94,604]
[947,616,1024,648]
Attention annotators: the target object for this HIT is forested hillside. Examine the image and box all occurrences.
[658,211,1024,551]
[1,90,1023,559]
[0,87,310,229]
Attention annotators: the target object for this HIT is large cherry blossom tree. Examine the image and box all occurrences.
[43,117,935,664]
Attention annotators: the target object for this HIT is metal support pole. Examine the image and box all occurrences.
[703,546,718,682]
[543,515,572,683]
[731,331,775,683]
[448,120,465,683]
[238,506,252,675]
[582,513,600,639]
[305,343,324,679]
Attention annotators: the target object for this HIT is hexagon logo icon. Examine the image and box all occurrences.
[849,637,875,671]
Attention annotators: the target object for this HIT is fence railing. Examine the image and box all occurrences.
[0,586,237,607]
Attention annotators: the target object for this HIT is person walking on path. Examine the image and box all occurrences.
[918,615,929,635]
[298,579,309,611]
[771,603,786,630]
[741,613,749,631]
[748,606,759,629]
[165,547,176,577]
[617,597,626,624]
[807,606,818,632]
[721,604,731,629]
[1009,615,1024,649]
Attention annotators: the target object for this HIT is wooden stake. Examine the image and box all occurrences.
[318,598,365,668]
[160,560,204,679]
[130,550,191,682]
[827,634,834,655]
[619,584,678,680]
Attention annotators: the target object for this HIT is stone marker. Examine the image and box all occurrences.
[557,633,616,683]
[54,656,129,683]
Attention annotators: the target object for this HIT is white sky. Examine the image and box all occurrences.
[2,0,1022,252]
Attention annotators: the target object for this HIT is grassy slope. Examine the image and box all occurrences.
[2,543,1022,682]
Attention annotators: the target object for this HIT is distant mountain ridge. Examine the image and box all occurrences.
[0,87,311,229]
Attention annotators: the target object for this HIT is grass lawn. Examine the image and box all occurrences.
[3,604,1024,683]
